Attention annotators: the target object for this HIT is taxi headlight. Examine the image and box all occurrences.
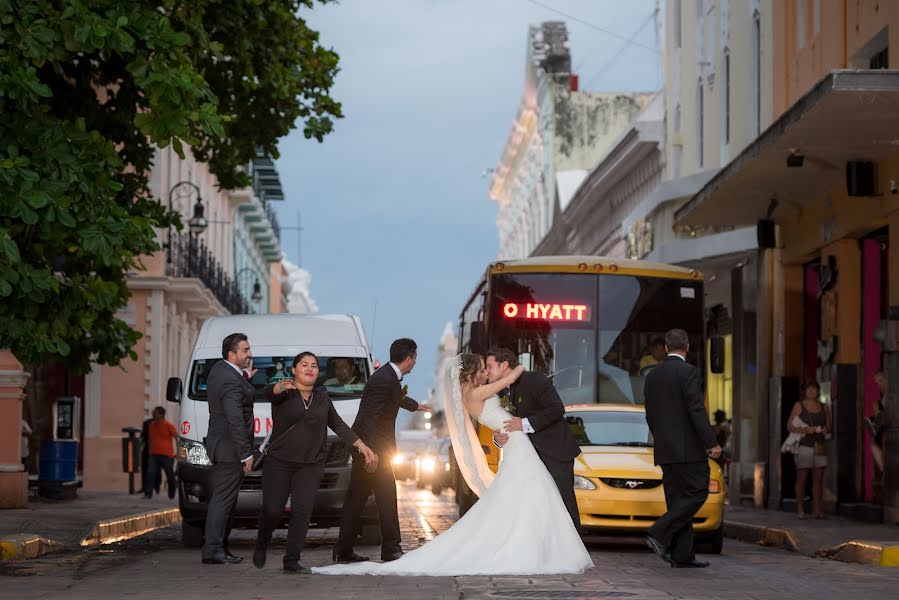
[573,475,596,490]
[178,439,211,466]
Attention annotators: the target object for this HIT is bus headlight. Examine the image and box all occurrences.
[178,439,211,466]
[573,475,597,490]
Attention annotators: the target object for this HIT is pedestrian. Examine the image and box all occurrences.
[144,407,178,499]
[21,418,32,470]
[201,333,256,565]
[253,352,377,574]
[864,370,886,475]
[788,381,831,519]
[643,329,722,568]
[140,415,161,496]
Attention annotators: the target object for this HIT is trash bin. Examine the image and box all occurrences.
[39,439,78,481]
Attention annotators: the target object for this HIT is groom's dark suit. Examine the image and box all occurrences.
[505,371,582,528]
[334,364,419,560]
[644,355,718,563]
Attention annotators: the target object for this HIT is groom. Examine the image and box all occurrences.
[487,347,582,529]
[333,338,431,563]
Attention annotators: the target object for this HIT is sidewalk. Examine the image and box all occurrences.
[0,491,179,560]
[724,504,899,566]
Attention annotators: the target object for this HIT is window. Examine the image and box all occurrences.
[674,103,682,132]
[752,11,761,135]
[871,46,889,69]
[565,410,652,447]
[674,0,682,49]
[796,0,806,50]
[188,356,370,401]
[673,144,683,179]
[723,51,731,145]
[813,0,820,35]
[697,81,704,168]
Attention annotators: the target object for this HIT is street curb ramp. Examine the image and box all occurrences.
[0,507,180,560]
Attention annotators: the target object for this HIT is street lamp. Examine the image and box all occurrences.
[166,181,207,274]
[237,267,264,308]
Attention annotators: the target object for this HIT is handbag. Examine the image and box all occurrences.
[252,421,300,472]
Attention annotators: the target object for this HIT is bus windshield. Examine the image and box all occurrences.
[490,272,703,405]
[188,356,369,401]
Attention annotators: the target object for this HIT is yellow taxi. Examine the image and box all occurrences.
[566,404,725,553]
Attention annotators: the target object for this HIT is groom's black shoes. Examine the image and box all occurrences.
[672,559,710,568]
[333,551,368,563]
[645,535,676,566]
[202,554,242,565]
[283,562,312,574]
[381,551,404,562]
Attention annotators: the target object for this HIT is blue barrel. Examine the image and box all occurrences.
[39,440,78,481]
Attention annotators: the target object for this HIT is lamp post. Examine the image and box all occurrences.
[237,267,264,313]
[166,181,208,276]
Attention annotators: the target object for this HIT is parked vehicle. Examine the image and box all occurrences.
[166,314,381,547]
[415,436,453,495]
[392,430,432,482]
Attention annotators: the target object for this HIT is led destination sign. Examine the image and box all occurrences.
[502,302,590,322]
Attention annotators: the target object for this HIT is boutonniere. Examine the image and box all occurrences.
[402,384,408,397]
[499,392,518,415]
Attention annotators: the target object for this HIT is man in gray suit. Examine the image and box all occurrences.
[202,333,256,564]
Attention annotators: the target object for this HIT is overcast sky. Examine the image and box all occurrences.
[274,0,662,414]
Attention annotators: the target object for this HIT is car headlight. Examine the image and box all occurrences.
[392,454,405,465]
[573,475,596,490]
[709,479,722,493]
[178,439,211,466]
[421,457,436,473]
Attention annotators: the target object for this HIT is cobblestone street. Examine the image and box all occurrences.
[3,482,898,600]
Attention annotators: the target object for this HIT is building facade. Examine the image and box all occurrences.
[489,21,654,260]
[676,0,899,522]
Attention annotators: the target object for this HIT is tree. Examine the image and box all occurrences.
[0,0,341,372]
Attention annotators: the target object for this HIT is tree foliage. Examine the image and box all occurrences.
[0,0,341,372]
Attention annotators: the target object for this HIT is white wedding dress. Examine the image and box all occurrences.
[313,395,593,576]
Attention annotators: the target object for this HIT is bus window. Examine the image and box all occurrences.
[598,276,703,404]
[491,273,597,406]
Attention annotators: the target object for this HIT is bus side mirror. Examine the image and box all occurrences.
[166,377,183,404]
[470,321,486,354]
[710,337,725,374]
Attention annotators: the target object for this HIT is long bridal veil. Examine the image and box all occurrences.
[441,354,494,497]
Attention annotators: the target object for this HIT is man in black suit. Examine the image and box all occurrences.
[488,347,582,529]
[201,333,256,565]
[643,328,722,568]
[333,338,431,563]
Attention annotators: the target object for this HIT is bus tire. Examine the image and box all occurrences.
[182,520,205,548]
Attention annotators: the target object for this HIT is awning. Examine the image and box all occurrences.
[676,70,899,228]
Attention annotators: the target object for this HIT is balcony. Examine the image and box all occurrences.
[166,232,249,315]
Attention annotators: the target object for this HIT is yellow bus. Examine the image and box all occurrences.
[453,256,726,542]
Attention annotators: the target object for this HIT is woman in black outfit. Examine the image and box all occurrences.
[254,352,376,573]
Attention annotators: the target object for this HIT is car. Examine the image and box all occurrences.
[415,437,453,494]
[566,404,726,554]
[392,430,432,481]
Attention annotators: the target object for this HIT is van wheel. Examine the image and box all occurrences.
[360,523,381,546]
[695,526,723,554]
[182,520,205,548]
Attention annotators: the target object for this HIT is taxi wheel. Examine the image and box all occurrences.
[695,525,723,554]
[182,520,205,548]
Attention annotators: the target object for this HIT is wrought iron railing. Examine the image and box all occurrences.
[166,232,250,314]
[266,203,281,241]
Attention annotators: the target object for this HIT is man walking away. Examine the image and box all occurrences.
[643,329,721,568]
[145,407,177,499]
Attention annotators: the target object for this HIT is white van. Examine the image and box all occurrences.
[166,314,379,547]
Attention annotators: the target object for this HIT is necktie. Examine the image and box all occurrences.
[243,371,250,380]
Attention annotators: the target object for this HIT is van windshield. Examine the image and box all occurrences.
[189,356,369,401]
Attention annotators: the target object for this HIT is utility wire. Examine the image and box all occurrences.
[583,10,658,89]
[524,0,660,54]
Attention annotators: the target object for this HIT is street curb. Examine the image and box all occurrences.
[0,507,181,561]
[0,534,64,560]
[723,520,799,552]
[79,507,181,547]
[817,540,899,567]
[724,519,899,567]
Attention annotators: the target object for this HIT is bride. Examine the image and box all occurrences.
[314,353,593,576]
